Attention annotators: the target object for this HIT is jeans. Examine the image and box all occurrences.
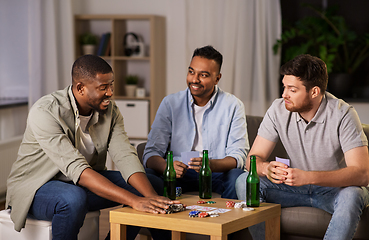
[235,172,369,240]
[146,167,244,199]
[29,170,171,240]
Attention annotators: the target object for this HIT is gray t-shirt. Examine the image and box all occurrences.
[258,92,368,171]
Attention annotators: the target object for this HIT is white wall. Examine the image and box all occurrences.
[73,0,188,96]
[349,102,369,124]
[0,106,28,141]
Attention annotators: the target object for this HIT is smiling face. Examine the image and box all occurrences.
[76,72,114,116]
[282,75,313,113]
[186,56,221,106]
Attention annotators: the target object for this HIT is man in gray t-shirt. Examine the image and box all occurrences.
[236,54,369,240]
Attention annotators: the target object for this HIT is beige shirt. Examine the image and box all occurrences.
[6,85,144,231]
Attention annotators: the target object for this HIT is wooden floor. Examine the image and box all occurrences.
[99,206,151,240]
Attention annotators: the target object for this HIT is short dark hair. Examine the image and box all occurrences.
[72,55,113,84]
[280,54,328,93]
[192,45,223,73]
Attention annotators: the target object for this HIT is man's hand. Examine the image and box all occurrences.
[188,157,202,172]
[266,161,288,184]
[283,168,310,186]
[173,160,188,178]
[130,195,181,214]
[266,161,309,186]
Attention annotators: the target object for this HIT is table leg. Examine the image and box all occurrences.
[265,216,280,240]
[172,231,186,240]
[111,223,126,240]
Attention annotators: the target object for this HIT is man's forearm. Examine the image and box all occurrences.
[146,156,167,175]
[128,172,158,197]
[209,156,238,172]
[78,168,140,206]
[307,166,369,187]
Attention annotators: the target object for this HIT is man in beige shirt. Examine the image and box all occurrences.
[6,55,176,240]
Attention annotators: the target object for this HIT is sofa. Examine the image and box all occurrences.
[136,115,369,240]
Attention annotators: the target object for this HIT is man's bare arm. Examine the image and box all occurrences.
[283,146,369,187]
[78,168,174,214]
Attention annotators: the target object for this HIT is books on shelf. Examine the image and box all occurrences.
[97,32,111,56]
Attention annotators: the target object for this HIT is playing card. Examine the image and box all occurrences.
[276,157,290,166]
[181,151,200,164]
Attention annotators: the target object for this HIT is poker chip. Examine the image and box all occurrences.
[208,212,220,217]
[226,201,235,208]
[176,187,182,198]
[207,201,216,204]
[198,212,209,218]
[189,210,201,217]
[197,200,206,204]
[234,202,246,208]
[242,207,255,211]
[165,204,185,214]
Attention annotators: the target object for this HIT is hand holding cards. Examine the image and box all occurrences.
[276,157,290,166]
[181,151,200,165]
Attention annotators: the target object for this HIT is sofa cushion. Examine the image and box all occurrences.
[246,115,288,162]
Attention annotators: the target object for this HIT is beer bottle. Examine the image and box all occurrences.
[163,151,176,200]
[246,155,260,207]
[199,150,212,199]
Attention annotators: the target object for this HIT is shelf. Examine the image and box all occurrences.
[74,14,166,131]
[114,56,150,61]
[113,96,150,101]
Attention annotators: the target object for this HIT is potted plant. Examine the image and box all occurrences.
[80,33,98,55]
[125,75,139,97]
[273,3,369,97]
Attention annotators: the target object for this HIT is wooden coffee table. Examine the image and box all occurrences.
[110,194,281,240]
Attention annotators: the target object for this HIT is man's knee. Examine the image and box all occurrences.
[235,172,247,200]
[336,186,368,210]
[225,168,245,183]
[57,186,88,215]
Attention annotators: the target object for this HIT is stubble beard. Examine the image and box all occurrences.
[285,96,313,113]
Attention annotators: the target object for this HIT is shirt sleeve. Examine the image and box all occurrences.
[28,104,91,184]
[339,106,368,153]
[107,103,145,181]
[225,99,249,169]
[143,97,172,167]
[257,100,281,143]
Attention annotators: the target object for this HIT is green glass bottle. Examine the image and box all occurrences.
[246,155,260,207]
[199,150,212,199]
[163,151,176,200]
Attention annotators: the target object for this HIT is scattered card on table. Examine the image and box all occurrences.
[208,208,232,214]
[186,205,217,211]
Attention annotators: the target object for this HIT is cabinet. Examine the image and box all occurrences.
[74,15,166,134]
[114,99,149,138]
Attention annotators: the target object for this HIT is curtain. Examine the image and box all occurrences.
[28,0,74,106]
[185,0,281,116]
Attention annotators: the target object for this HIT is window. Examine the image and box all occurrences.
[0,1,29,99]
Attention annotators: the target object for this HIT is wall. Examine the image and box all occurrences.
[73,0,188,96]
[0,105,27,141]
[349,102,369,124]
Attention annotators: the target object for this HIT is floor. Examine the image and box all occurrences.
[99,206,151,240]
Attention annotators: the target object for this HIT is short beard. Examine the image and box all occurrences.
[285,96,313,113]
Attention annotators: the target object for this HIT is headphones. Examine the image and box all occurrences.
[124,32,141,56]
